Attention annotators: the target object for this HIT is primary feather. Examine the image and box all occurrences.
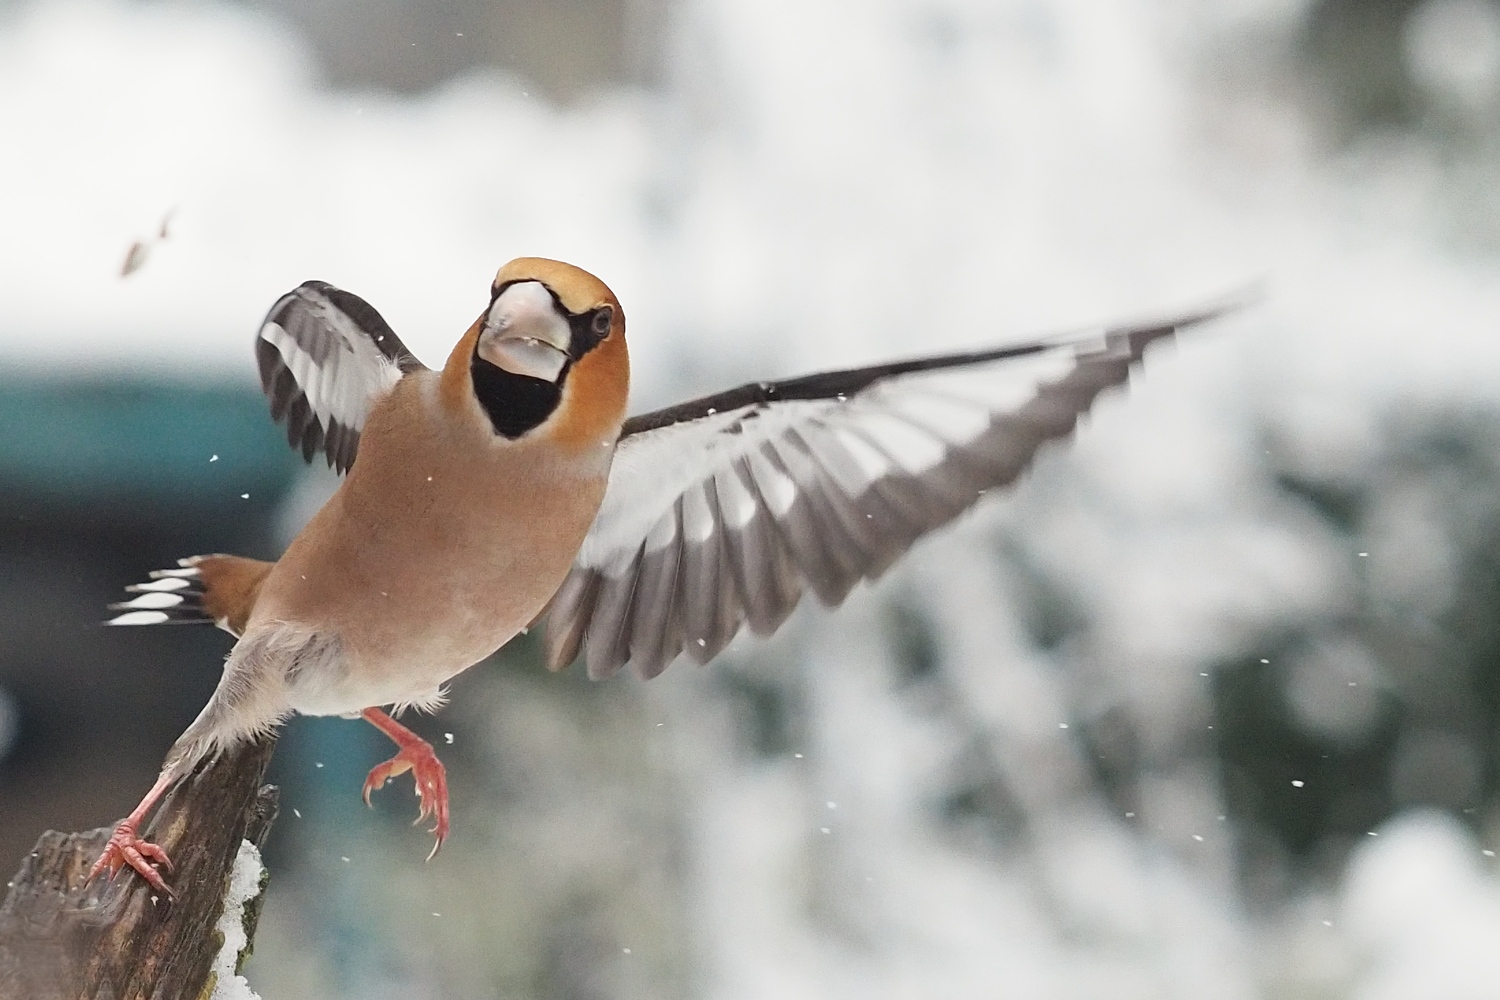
[545,310,1223,680]
[256,280,427,473]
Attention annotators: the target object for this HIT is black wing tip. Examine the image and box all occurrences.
[619,293,1251,439]
[1101,287,1258,341]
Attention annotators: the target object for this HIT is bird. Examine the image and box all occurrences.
[93,255,1228,897]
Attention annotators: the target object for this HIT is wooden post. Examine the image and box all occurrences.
[0,737,279,1000]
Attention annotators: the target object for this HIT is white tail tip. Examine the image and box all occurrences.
[107,610,172,626]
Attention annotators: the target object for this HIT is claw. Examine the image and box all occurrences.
[361,756,413,807]
[86,821,176,899]
[362,740,449,859]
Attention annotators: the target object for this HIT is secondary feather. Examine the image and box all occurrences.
[256,280,427,473]
[544,308,1227,681]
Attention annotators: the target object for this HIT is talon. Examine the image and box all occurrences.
[362,766,387,807]
[138,841,174,872]
[87,821,176,899]
[362,741,448,858]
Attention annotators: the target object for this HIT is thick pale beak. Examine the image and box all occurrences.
[478,281,571,382]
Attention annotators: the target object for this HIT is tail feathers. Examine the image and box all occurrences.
[107,554,274,637]
[107,564,214,626]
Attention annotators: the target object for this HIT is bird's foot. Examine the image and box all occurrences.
[363,737,450,859]
[86,820,175,899]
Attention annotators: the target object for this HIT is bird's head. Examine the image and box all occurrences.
[444,257,629,449]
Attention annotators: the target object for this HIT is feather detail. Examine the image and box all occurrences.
[257,280,425,473]
[544,306,1233,678]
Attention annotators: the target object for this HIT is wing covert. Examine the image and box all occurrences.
[255,280,426,473]
[544,309,1227,681]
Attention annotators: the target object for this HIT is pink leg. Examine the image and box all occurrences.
[361,708,450,859]
[86,770,178,898]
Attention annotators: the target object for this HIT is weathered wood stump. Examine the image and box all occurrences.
[0,738,278,1000]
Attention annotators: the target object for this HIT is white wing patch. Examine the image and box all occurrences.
[259,320,402,434]
[255,281,425,473]
[544,317,1210,682]
[576,403,833,572]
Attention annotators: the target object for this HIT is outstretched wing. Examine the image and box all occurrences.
[543,308,1227,681]
[256,280,427,473]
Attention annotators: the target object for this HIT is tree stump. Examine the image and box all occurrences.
[0,737,278,1000]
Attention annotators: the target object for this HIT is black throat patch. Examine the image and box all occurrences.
[470,356,567,439]
[471,282,613,439]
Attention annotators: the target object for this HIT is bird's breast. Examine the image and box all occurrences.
[255,376,615,708]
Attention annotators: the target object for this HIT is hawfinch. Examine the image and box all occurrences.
[94,257,1225,896]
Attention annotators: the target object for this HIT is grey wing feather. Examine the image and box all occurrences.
[545,309,1228,681]
[255,280,426,473]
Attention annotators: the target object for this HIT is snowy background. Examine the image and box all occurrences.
[3,0,1500,996]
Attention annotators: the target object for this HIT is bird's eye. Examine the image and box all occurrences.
[590,307,613,336]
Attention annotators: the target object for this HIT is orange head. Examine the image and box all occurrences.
[442,257,629,450]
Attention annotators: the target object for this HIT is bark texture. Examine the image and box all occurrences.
[0,737,278,1000]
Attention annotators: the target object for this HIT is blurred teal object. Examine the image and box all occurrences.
[0,379,301,507]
